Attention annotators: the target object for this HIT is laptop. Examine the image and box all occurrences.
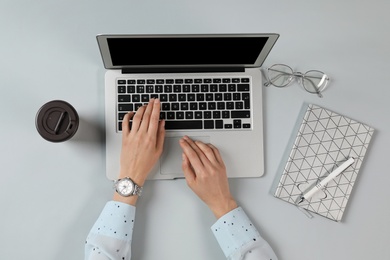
[96,34,279,180]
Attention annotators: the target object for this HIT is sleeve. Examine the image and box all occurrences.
[85,201,136,260]
[211,207,278,260]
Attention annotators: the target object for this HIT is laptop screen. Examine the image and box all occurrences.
[97,34,279,69]
[107,37,267,66]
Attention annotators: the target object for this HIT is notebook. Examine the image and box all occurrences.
[273,104,374,221]
[96,34,279,180]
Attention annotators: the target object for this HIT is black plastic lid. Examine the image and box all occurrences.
[36,100,79,142]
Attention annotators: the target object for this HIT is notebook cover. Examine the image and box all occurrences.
[273,104,374,221]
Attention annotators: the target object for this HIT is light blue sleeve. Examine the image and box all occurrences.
[211,207,278,260]
[85,201,136,260]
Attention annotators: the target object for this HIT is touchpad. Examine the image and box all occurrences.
[160,136,210,175]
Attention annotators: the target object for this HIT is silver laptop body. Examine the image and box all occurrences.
[97,34,279,180]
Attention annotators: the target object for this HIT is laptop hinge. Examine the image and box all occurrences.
[121,67,245,74]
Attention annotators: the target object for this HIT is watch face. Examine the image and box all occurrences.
[117,178,135,196]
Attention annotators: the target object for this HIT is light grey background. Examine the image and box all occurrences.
[1,1,389,259]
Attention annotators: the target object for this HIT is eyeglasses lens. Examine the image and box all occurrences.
[268,65,293,87]
[302,70,329,94]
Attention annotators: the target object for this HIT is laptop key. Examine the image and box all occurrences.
[118,95,130,102]
[176,112,184,119]
[222,111,230,118]
[242,93,250,109]
[162,103,170,111]
[127,86,135,93]
[204,120,214,129]
[146,85,154,93]
[216,120,223,129]
[196,93,205,101]
[118,113,127,121]
[165,120,203,130]
[118,104,133,111]
[174,85,181,92]
[231,111,250,118]
[237,84,250,91]
[228,84,236,92]
[195,111,202,119]
[155,85,163,93]
[167,112,175,120]
[185,111,194,119]
[204,111,212,119]
[132,95,140,102]
[235,101,243,110]
[160,94,168,102]
[183,85,191,92]
[118,86,126,93]
[190,102,198,110]
[141,94,150,102]
[234,120,242,128]
[169,94,177,101]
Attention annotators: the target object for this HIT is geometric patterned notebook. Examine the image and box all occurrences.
[273,104,375,221]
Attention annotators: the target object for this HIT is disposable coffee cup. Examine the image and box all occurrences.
[36,100,79,142]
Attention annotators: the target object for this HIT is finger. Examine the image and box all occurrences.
[207,143,224,165]
[139,99,155,132]
[131,105,147,132]
[179,137,204,171]
[147,99,162,135]
[182,153,196,184]
[156,119,165,152]
[194,141,218,164]
[122,112,134,135]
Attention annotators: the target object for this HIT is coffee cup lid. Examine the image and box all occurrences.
[36,100,79,142]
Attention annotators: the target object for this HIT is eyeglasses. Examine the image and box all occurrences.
[264,64,330,98]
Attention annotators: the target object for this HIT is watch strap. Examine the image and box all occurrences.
[114,177,143,197]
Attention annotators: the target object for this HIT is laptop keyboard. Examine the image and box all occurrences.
[116,77,252,131]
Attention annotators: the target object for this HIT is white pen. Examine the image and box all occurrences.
[297,157,355,204]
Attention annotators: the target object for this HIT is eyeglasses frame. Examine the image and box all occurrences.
[264,64,329,98]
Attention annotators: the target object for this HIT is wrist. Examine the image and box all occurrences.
[210,198,238,219]
[113,192,138,206]
[119,170,147,186]
[113,176,143,206]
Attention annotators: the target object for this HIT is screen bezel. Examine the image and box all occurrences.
[96,34,279,69]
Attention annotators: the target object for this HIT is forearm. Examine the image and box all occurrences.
[212,207,278,260]
[85,201,136,260]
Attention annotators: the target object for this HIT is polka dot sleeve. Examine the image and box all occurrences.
[211,207,278,260]
[85,201,136,260]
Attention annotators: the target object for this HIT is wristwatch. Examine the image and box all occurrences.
[114,177,143,197]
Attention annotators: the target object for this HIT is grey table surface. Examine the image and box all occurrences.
[1,1,389,259]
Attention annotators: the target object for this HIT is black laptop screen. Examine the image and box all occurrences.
[107,37,268,66]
